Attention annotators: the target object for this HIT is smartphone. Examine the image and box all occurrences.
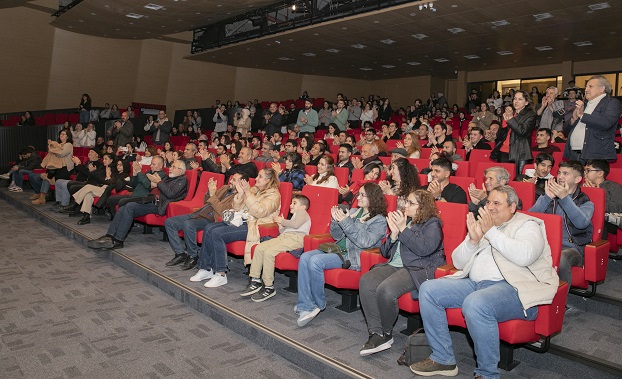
[337,204,349,213]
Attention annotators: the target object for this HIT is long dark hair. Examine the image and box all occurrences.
[361,182,388,220]
[312,155,335,185]
[285,152,304,170]
[391,158,421,198]
[58,128,73,144]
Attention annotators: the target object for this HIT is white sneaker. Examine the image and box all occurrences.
[190,269,214,282]
[0,174,10,180]
[297,307,321,327]
[8,183,16,190]
[204,273,227,288]
[9,186,23,192]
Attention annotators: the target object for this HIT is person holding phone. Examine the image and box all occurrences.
[358,189,445,356]
[295,183,387,327]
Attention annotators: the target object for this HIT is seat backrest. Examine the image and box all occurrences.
[467,149,492,165]
[379,156,391,166]
[253,160,266,171]
[581,186,605,241]
[454,160,469,177]
[411,158,429,173]
[333,167,349,187]
[278,181,293,216]
[193,171,225,202]
[302,186,339,234]
[182,169,199,201]
[448,176,474,203]
[436,202,468,266]
[508,180,536,211]
[521,211,563,269]
[304,165,318,176]
[418,173,429,186]
[609,168,622,186]
[474,162,516,181]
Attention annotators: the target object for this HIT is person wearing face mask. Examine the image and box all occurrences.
[87,160,188,250]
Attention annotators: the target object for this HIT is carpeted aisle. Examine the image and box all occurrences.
[0,200,315,379]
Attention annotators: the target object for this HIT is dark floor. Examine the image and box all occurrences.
[1,187,622,378]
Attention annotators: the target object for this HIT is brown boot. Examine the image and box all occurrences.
[32,193,46,205]
[29,194,39,200]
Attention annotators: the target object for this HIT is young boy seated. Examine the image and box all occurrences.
[241,194,311,302]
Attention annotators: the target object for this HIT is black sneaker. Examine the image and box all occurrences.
[240,280,263,297]
[251,286,276,302]
[410,358,458,377]
[360,332,394,356]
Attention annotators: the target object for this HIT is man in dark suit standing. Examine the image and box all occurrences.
[564,75,621,164]
[113,111,134,147]
[148,110,172,145]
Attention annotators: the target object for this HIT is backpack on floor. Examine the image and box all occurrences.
[397,328,432,366]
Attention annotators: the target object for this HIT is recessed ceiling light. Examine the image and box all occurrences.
[382,65,395,68]
[491,20,509,27]
[278,57,294,61]
[351,44,366,49]
[407,61,421,65]
[302,52,316,57]
[126,13,144,19]
[464,55,479,59]
[447,27,465,34]
[144,3,164,10]
[342,27,347,30]
[326,48,340,53]
[412,34,428,40]
[533,12,553,21]
[380,39,396,45]
[535,46,553,51]
[574,41,593,46]
[360,67,373,71]
[497,51,513,55]
[588,2,610,11]
[434,58,449,62]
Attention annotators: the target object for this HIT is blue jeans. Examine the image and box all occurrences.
[419,278,538,379]
[80,110,90,124]
[55,179,71,205]
[164,214,211,258]
[296,250,344,313]
[197,222,248,273]
[14,169,33,188]
[106,202,158,241]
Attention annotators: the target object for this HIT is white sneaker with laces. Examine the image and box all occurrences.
[9,186,23,192]
[8,183,16,190]
[190,269,214,282]
[204,273,227,288]
[0,174,10,180]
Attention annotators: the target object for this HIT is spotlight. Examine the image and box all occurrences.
[292,4,296,11]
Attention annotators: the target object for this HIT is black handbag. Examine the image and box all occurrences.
[397,328,432,367]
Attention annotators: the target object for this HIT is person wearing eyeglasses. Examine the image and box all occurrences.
[87,160,189,250]
[583,159,622,239]
[359,189,444,356]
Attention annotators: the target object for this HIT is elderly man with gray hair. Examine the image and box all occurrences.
[468,166,514,215]
[564,75,622,164]
[536,86,565,131]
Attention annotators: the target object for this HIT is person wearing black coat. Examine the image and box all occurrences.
[358,189,445,356]
[491,90,536,176]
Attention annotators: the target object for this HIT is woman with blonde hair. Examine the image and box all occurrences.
[191,168,281,287]
[304,155,339,189]
[397,131,422,158]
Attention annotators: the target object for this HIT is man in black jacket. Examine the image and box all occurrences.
[53,148,103,210]
[5,147,41,192]
[148,110,172,145]
[87,160,189,249]
[221,147,258,182]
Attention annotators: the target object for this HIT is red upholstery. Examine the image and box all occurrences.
[508,180,536,211]
[454,160,469,177]
[467,149,492,166]
[570,186,610,292]
[167,171,225,217]
[274,186,339,271]
[304,165,317,176]
[133,169,198,227]
[448,176,475,203]
[333,167,349,187]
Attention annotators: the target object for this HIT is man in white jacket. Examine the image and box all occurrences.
[411,185,559,379]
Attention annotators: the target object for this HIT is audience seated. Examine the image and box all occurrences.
[338,163,381,205]
[165,173,245,271]
[303,155,339,189]
[514,152,555,201]
[359,189,444,356]
[411,185,559,379]
[273,152,305,192]
[425,157,467,204]
[31,129,75,205]
[583,159,622,238]
[190,168,280,287]
[529,160,594,287]
[468,166,511,215]
[221,146,258,181]
[378,157,421,198]
[532,128,561,154]
[4,147,41,193]
[87,159,188,249]
[295,183,387,327]
[242,194,311,302]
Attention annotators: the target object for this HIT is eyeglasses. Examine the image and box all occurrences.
[403,199,419,207]
[357,192,367,198]
[584,169,602,173]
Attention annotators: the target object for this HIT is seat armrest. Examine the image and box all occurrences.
[534,281,568,336]
[584,239,610,282]
[304,234,334,251]
[258,222,280,237]
[360,248,385,273]
[435,264,458,278]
